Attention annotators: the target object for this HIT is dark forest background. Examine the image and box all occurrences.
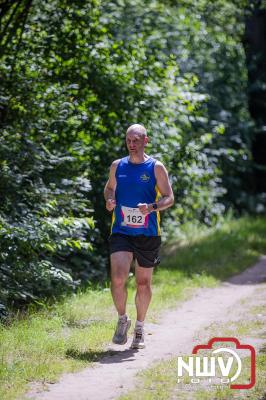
[0,0,265,314]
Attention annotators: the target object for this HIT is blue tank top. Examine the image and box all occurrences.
[111,156,161,236]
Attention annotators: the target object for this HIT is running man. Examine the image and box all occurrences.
[104,124,174,349]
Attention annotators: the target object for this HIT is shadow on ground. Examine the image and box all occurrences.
[66,347,139,364]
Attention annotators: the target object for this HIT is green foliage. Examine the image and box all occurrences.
[101,0,256,219]
[0,0,263,310]
[0,132,98,307]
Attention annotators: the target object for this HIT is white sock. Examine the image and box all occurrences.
[118,313,128,322]
[135,320,144,329]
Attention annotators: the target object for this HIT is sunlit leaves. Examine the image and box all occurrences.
[0,0,257,310]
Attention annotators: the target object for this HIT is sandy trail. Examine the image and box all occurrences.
[27,256,266,400]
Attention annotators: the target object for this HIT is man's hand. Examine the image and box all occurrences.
[138,203,151,215]
[106,199,116,212]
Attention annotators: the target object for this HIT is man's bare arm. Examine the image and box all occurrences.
[138,161,174,215]
[104,159,120,211]
[152,161,174,211]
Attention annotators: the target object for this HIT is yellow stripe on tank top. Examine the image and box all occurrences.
[110,210,115,234]
[155,185,161,235]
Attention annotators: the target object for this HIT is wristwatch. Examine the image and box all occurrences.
[152,203,158,210]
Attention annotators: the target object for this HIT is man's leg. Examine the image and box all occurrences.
[130,263,154,349]
[111,251,133,344]
[110,251,132,315]
[135,264,154,322]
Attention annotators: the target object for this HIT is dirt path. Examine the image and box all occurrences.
[27,256,266,400]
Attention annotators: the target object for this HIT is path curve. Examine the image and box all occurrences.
[27,256,266,400]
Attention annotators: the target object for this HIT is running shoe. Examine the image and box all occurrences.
[130,327,145,349]
[112,318,131,345]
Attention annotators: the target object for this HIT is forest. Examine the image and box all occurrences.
[0,0,266,316]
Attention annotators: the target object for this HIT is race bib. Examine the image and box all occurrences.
[121,206,148,228]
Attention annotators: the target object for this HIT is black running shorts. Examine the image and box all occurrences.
[109,233,161,268]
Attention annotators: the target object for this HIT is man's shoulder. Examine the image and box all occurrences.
[154,160,166,170]
[111,156,129,167]
[154,160,169,177]
[108,159,121,178]
[111,158,122,167]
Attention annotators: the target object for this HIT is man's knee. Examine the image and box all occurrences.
[136,277,152,290]
[111,273,127,289]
